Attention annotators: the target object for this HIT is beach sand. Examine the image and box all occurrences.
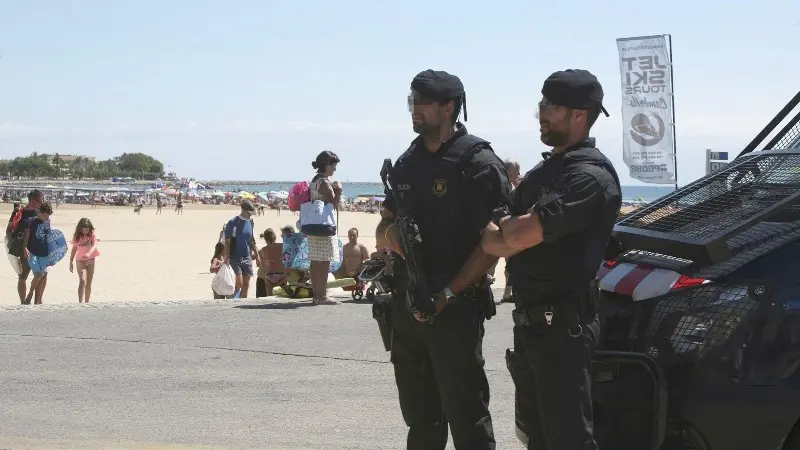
[0,204,509,306]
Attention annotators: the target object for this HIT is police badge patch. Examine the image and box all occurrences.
[534,184,567,215]
[432,179,447,197]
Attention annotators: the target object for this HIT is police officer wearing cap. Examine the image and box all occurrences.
[481,69,622,450]
[376,69,512,449]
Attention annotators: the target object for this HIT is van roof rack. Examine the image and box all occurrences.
[613,90,800,268]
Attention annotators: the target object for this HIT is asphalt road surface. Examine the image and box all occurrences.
[0,290,523,449]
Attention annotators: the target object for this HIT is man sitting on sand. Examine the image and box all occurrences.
[336,228,369,279]
[256,228,289,298]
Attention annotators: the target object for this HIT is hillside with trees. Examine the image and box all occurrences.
[0,152,165,180]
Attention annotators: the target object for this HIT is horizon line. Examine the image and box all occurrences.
[197,180,678,189]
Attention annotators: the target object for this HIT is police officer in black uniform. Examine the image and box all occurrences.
[481,69,622,450]
[375,69,512,449]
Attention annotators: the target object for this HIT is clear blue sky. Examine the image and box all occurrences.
[1,0,798,183]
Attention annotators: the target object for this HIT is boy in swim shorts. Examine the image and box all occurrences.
[22,202,53,305]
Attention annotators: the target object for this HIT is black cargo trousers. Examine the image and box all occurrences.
[390,287,496,449]
[511,288,600,450]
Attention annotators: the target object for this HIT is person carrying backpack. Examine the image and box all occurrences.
[223,200,261,298]
[6,190,44,304]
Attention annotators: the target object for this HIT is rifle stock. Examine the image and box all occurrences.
[380,159,436,319]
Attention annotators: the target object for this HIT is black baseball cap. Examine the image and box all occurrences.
[411,70,464,101]
[241,200,255,212]
[410,69,468,121]
[541,69,609,117]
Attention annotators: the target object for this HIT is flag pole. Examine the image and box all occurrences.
[667,33,678,191]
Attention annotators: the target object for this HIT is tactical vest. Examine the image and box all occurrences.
[507,144,622,301]
[390,133,494,287]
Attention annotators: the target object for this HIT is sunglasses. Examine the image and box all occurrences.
[538,98,562,111]
[407,92,437,112]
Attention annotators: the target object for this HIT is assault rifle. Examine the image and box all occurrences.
[380,158,437,320]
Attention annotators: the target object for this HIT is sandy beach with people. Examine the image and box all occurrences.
[0,202,644,307]
[0,204,508,306]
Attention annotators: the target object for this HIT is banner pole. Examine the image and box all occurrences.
[667,33,678,191]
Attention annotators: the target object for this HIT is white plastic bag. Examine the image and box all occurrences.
[4,235,23,276]
[212,264,236,296]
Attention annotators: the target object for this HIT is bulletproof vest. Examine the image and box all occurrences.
[390,133,491,285]
[508,141,622,289]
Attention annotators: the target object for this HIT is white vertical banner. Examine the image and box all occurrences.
[616,35,676,185]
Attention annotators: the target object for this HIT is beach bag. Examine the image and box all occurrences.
[211,264,236,296]
[299,200,337,236]
[288,181,311,212]
[282,233,344,273]
[7,206,26,257]
[7,232,24,257]
[282,232,310,270]
[4,235,23,275]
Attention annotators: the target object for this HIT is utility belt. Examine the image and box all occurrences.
[511,278,599,334]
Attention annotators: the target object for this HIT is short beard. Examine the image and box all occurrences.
[540,130,570,147]
[413,121,438,135]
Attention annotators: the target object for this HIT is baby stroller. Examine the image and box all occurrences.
[351,256,394,301]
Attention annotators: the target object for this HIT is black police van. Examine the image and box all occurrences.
[510,90,800,449]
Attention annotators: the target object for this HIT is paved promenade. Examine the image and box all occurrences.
[0,290,522,449]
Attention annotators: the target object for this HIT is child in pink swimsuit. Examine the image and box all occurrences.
[69,217,100,303]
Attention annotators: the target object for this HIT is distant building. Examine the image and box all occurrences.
[47,154,96,165]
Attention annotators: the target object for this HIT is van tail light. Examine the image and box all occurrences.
[672,275,708,291]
